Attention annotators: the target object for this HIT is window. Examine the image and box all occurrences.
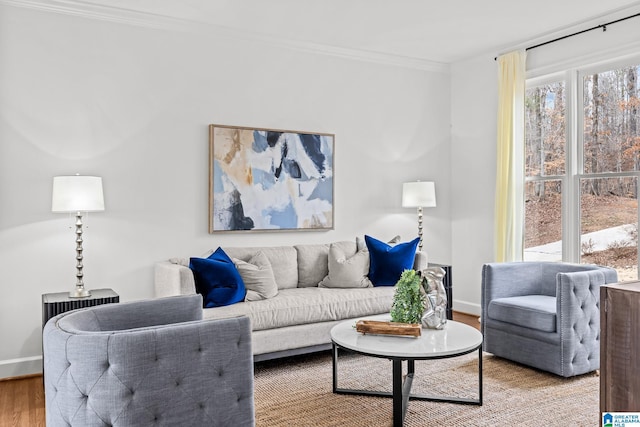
[524,61,640,281]
[524,81,565,262]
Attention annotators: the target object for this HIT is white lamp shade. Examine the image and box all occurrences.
[52,175,105,212]
[402,181,436,208]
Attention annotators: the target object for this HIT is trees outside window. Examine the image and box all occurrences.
[524,62,640,281]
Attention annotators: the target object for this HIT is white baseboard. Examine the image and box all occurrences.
[453,299,481,317]
[0,356,42,379]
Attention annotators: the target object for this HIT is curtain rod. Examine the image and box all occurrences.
[495,11,640,60]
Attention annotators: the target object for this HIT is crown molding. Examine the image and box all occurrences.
[0,0,449,73]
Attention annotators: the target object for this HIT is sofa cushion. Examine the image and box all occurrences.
[488,295,557,333]
[295,241,356,287]
[190,248,246,308]
[365,235,420,286]
[223,246,298,290]
[200,287,396,331]
[233,251,278,301]
[294,243,330,287]
[318,244,372,288]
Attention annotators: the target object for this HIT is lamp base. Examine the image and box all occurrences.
[69,211,91,299]
[69,287,91,298]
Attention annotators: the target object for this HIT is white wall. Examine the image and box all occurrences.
[450,13,640,316]
[450,55,498,315]
[0,5,452,377]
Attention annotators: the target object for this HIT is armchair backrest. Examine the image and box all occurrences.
[57,294,203,332]
[43,295,254,427]
[483,261,618,297]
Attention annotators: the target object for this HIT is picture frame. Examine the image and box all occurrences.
[209,124,334,233]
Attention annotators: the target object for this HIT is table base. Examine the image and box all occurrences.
[332,343,483,426]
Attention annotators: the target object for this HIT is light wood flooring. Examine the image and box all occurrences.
[0,311,480,427]
[0,374,45,427]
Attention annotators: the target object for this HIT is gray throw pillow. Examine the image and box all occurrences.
[356,235,401,251]
[318,244,373,288]
[233,251,278,301]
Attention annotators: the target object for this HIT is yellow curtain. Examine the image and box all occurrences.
[495,50,526,262]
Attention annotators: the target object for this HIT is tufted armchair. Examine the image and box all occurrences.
[481,262,618,377]
[43,294,254,426]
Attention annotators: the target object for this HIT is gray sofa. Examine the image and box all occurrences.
[155,240,427,361]
[43,294,254,426]
[482,261,618,377]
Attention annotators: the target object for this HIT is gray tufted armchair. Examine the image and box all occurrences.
[482,261,618,377]
[43,294,254,426]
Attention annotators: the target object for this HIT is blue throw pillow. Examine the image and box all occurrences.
[190,247,246,308]
[365,235,419,286]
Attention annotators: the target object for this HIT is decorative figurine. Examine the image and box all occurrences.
[421,267,448,329]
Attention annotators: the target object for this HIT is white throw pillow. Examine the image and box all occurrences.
[233,251,278,301]
[318,244,373,288]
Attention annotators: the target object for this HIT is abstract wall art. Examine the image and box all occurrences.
[209,124,334,232]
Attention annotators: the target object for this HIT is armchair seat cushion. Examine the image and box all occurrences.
[488,295,557,333]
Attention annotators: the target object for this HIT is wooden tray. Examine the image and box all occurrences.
[355,320,421,337]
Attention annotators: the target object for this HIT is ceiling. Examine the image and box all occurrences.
[7,0,640,66]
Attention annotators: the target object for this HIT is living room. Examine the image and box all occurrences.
[2,1,640,425]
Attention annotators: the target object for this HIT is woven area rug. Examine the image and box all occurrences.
[254,350,599,426]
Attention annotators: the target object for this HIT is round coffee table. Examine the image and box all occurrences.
[330,314,483,427]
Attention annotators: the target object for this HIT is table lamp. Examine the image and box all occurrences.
[402,181,436,252]
[52,175,105,298]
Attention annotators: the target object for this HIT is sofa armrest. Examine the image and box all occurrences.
[154,261,196,298]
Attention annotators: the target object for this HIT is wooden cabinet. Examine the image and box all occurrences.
[600,282,640,412]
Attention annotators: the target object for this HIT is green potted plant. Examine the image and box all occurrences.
[390,269,425,324]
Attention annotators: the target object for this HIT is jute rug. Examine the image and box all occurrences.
[254,350,600,426]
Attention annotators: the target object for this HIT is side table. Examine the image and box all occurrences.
[42,288,120,328]
[428,263,453,320]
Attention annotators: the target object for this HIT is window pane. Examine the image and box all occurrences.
[583,65,640,173]
[580,177,638,281]
[525,82,566,177]
[524,180,562,261]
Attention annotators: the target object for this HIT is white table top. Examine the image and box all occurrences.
[330,314,483,359]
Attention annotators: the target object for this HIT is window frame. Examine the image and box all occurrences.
[525,72,572,261]
[524,57,640,271]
